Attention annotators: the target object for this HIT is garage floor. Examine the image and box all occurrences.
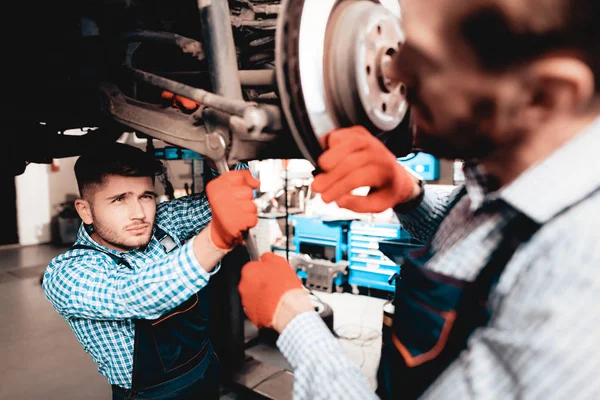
[0,244,384,400]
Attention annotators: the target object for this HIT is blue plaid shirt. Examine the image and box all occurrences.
[277,119,600,399]
[43,165,246,388]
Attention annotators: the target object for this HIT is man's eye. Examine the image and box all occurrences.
[113,197,125,203]
[142,195,155,200]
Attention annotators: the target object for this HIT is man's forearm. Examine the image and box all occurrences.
[273,292,377,399]
[193,226,228,273]
[277,312,378,400]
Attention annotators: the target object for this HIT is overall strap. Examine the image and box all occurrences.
[475,183,600,302]
[446,186,468,213]
[154,226,179,253]
[473,214,540,301]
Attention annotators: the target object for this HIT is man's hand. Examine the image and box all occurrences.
[206,170,260,251]
[239,252,313,332]
[312,126,421,213]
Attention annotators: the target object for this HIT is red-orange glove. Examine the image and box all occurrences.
[161,90,200,112]
[206,170,260,250]
[312,126,418,213]
[239,252,306,329]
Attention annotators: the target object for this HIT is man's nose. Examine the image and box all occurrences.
[129,200,146,220]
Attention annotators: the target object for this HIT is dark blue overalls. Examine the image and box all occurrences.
[73,227,219,400]
[376,189,543,399]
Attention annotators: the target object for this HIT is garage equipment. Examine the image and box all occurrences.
[288,216,352,291]
[99,0,411,169]
[348,221,422,293]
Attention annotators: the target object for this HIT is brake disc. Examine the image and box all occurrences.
[276,0,410,166]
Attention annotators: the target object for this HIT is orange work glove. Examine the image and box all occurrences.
[239,252,305,329]
[206,170,260,251]
[161,91,200,112]
[312,126,418,213]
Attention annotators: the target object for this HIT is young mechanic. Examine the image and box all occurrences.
[43,143,258,399]
[238,0,600,399]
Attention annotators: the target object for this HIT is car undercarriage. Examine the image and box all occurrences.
[4,0,411,176]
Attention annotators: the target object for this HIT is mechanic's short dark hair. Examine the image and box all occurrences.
[75,142,164,198]
[461,0,600,91]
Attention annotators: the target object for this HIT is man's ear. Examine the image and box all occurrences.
[75,199,94,225]
[520,56,595,128]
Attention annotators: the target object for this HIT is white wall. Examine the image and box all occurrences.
[16,157,83,246]
[48,157,80,206]
[15,164,52,245]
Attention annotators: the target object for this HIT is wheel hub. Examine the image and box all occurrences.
[276,0,410,166]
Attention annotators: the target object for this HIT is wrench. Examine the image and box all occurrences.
[206,131,261,261]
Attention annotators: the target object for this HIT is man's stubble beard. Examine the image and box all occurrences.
[91,209,153,251]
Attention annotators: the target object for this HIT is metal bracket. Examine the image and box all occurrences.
[99,82,212,156]
[290,254,348,293]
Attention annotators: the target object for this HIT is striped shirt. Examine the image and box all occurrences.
[43,165,246,388]
[277,118,600,399]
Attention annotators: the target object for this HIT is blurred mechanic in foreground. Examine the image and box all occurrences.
[239,0,600,398]
[43,143,258,399]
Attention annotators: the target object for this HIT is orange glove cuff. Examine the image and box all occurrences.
[208,222,232,253]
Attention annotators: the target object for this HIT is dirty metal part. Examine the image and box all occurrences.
[325,1,407,132]
[128,68,255,117]
[199,0,244,101]
[244,232,261,262]
[205,131,229,173]
[230,17,278,28]
[200,0,267,167]
[276,0,409,165]
[100,81,284,163]
[239,0,281,15]
[121,30,205,100]
[249,36,274,47]
[121,30,205,62]
[290,254,348,293]
[243,104,282,136]
[99,83,211,154]
[258,104,283,131]
[155,70,276,87]
[238,69,276,86]
[203,107,279,142]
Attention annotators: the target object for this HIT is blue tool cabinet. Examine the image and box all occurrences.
[398,153,440,181]
[348,221,421,292]
[288,215,350,286]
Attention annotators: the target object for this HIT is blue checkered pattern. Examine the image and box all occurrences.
[278,312,376,400]
[43,164,247,389]
[277,120,600,399]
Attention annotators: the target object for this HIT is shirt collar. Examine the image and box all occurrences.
[462,161,500,211]
[75,224,128,257]
[498,117,600,223]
